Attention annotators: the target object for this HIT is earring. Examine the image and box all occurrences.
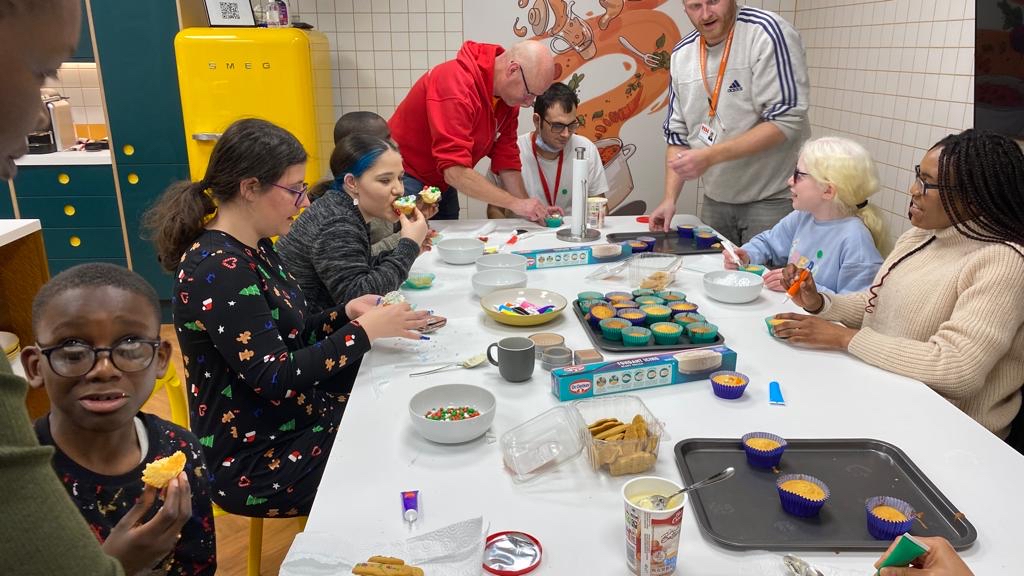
[352,195,359,206]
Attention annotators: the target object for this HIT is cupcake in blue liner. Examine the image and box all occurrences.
[588,303,616,328]
[634,295,665,307]
[865,496,915,540]
[695,232,719,249]
[637,235,657,250]
[677,224,696,239]
[611,300,640,312]
[627,240,650,253]
[599,317,631,341]
[577,291,605,303]
[578,298,606,314]
[616,307,648,326]
[605,291,633,303]
[621,326,652,347]
[777,474,830,517]
[632,288,656,298]
[710,370,749,399]
[667,301,694,315]
[741,432,787,468]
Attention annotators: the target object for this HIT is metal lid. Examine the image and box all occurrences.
[482,531,542,575]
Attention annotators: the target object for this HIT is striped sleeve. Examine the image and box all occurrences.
[663,30,700,147]
[738,7,809,139]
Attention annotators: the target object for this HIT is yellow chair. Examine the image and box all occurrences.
[153,362,301,576]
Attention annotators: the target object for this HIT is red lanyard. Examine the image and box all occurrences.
[531,134,564,207]
[699,25,735,119]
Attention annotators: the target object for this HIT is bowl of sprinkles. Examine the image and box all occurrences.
[408,383,496,444]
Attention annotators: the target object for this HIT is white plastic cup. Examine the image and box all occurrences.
[587,197,607,229]
[622,476,687,576]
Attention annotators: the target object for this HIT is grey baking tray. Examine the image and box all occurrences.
[572,302,725,353]
[674,438,977,551]
[605,231,722,255]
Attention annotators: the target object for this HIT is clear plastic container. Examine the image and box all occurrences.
[628,253,680,290]
[574,395,663,476]
[500,405,587,483]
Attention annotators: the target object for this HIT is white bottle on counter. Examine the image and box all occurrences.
[265,0,281,27]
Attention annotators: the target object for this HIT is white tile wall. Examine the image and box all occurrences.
[797,0,975,253]
[46,63,107,129]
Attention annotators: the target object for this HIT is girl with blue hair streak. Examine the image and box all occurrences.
[277,133,430,313]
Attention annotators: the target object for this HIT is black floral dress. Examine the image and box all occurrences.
[173,230,370,517]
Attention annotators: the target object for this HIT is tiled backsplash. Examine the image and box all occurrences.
[46,62,108,140]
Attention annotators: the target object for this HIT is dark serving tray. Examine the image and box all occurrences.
[674,438,977,551]
[572,301,725,353]
[605,231,722,255]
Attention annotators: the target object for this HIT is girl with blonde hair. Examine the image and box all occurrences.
[725,136,885,294]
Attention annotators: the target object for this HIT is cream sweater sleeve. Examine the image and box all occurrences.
[845,248,1024,400]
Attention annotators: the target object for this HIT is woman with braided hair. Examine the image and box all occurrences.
[772,129,1024,439]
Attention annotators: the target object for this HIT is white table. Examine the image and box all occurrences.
[298,216,1024,574]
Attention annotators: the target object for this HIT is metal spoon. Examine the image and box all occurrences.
[647,467,735,510]
[783,554,824,576]
[409,353,487,377]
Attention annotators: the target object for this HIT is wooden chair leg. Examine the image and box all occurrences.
[247,517,264,576]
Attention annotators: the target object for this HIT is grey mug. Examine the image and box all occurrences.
[486,336,536,382]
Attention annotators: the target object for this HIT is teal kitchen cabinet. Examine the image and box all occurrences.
[0,189,13,219]
[69,0,94,62]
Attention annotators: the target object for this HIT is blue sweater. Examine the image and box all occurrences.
[741,210,882,294]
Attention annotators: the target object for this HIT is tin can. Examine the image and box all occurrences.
[622,476,686,576]
[586,197,607,229]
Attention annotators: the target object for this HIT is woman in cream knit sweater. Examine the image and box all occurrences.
[774,130,1024,439]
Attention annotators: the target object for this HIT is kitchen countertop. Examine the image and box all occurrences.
[0,219,42,247]
[14,149,112,166]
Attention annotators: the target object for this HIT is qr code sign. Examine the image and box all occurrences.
[219,1,241,20]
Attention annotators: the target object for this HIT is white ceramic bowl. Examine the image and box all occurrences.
[436,238,485,265]
[408,383,496,444]
[475,253,528,272]
[471,269,528,298]
[702,270,764,304]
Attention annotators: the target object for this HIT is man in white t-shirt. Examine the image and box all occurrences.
[487,82,608,218]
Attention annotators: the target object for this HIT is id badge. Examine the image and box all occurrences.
[697,121,718,146]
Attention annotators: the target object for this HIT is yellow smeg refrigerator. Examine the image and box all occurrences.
[174,28,334,182]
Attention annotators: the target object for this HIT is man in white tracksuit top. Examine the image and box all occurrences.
[650,0,810,245]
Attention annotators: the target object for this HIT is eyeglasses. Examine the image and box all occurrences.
[793,168,811,182]
[517,64,541,99]
[542,117,580,134]
[38,338,162,378]
[270,181,310,207]
[912,165,941,196]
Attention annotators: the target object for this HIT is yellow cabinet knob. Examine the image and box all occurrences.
[58,173,70,184]
[123,144,135,156]
[69,236,81,247]
[128,173,139,184]
[63,204,76,216]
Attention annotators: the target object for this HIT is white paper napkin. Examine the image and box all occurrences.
[280,517,486,576]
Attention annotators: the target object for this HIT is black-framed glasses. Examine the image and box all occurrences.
[270,181,310,207]
[38,338,162,378]
[793,168,811,182]
[913,165,941,196]
[517,64,541,99]
[542,117,580,134]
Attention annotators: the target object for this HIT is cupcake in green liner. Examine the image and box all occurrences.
[640,304,672,324]
[687,322,719,343]
[621,326,652,347]
[777,474,830,517]
[634,295,665,307]
[657,290,687,302]
[616,308,648,326]
[599,317,631,341]
[611,300,640,311]
[667,301,695,314]
[578,298,607,314]
[545,214,564,228]
[865,496,916,540]
[650,322,683,344]
[765,316,788,338]
[631,288,656,298]
[673,312,706,328]
[588,303,616,328]
[604,291,633,303]
[742,264,767,276]
[577,291,605,303]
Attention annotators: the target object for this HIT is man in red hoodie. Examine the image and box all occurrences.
[389,40,557,221]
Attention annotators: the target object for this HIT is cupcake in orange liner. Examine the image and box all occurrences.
[866,496,916,540]
[710,370,748,399]
[777,474,830,517]
[392,195,417,215]
[741,432,787,468]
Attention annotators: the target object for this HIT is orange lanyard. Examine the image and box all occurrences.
[699,25,736,119]
[531,134,564,207]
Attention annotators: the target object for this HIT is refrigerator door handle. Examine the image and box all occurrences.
[191,132,222,141]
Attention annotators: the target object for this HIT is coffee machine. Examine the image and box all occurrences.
[27,88,76,154]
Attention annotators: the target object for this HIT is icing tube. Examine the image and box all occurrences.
[401,490,419,523]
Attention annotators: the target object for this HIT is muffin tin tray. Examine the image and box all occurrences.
[605,231,722,255]
[572,302,725,353]
[674,438,977,551]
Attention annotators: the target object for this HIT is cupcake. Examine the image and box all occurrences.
[741,432,787,468]
[577,291,605,303]
[588,303,616,328]
[673,312,706,328]
[634,295,665,307]
[777,474,830,517]
[616,308,648,326]
[640,304,672,324]
[765,316,787,338]
[677,224,696,239]
[627,240,650,253]
[631,288,656,298]
[392,195,417,215]
[687,322,719,344]
[650,322,683,344]
[599,317,631,341]
[402,272,435,289]
[621,326,652,347]
[742,264,767,276]
[657,290,687,302]
[418,186,442,204]
[636,235,657,251]
[611,300,640,312]
[665,301,691,314]
[866,496,915,540]
[710,370,749,399]
[545,214,564,228]
[605,291,633,303]
[579,298,606,314]
[695,231,719,249]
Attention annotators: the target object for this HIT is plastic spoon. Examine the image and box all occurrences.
[646,466,735,510]
[409,353,486,377]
